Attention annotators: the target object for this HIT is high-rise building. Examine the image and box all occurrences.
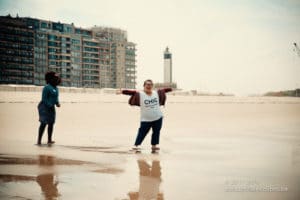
[0,16,34,84]
[164,47,172,83]
[34,30,48,85]
[0,15,137,88]
[91,27,136,88]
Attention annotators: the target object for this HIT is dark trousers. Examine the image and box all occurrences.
[38,122,54,144]
[134,117,163,146]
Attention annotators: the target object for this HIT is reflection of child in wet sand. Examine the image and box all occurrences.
[128,160,164,200]
[37,72,61,145]
[37,155,59,200]
[37,173,59,200]
[117,79,172,151]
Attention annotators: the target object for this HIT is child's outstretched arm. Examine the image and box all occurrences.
[160,88,173,93]
[116,88,137,96]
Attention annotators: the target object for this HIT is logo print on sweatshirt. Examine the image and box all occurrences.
[144,98,158,105]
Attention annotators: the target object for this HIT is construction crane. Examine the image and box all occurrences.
[293,42,300,57]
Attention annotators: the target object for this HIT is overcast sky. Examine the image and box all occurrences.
[1,0,299,95]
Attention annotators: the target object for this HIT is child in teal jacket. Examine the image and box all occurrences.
[37,71,61,145]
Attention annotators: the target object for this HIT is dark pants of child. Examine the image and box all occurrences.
[134,117,163,146]
[38,123,54,144]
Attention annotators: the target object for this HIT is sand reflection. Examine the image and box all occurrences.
[128,159,164,200]
[37,155,60,200]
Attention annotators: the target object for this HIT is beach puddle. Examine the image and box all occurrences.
[0,154,126,199]
[58,145,117,151]
[92,168,124,174]
[59,145,136,154]
[0,154,124,175]
[0,154,93,165]
[0,174,36,182]
[0,173,60,200]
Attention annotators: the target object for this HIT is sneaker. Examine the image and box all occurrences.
[47,141,55,144]
[131,146,141,151]
[151,146,160,150]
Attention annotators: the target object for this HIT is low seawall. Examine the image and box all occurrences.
[0,84,233,96]
[0,85,117,94]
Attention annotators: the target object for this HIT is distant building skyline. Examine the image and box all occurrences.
[0,14,136,89]
[0,0,299,95]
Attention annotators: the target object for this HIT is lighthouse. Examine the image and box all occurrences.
[154,47,177,89]
[164,47,172,83]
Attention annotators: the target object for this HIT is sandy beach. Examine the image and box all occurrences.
[0,91,300,200]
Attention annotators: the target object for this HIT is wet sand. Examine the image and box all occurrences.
[0,92,300,199]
